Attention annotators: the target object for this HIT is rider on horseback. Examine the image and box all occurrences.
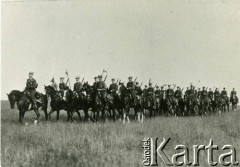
[73,76,83,93]
[221,88,227,99]
[126,76,137,104]
[214,88,220,100]
[208,88,214,100]
[135,82,142,96]
[59,77,68,98]
[174,87,182,99]
[230,88,237,98]
[96,75,107,105]
[201,87,208,100]
[109,78,118,100]
[25,72,39,109]
[147,82,154,100]
[166,85,174,102]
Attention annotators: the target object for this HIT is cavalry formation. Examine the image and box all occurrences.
[7,71,239,124]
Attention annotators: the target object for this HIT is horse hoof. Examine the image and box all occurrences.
[34,120,38,124]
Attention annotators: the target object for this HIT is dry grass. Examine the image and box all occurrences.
[1,101,240,167]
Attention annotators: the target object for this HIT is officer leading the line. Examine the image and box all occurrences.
[25,72,38,109]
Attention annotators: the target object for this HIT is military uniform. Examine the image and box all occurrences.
[221,90,227,97]
[135,86,142,96]
[166,88,174,98]
[127,81,136,102]
[230,90,237,98]
[74,82,82,92]
[26,78,38,107]
[59,82,67,91]
[96,80,107,104]
[174,89,182,99]
[208,90,214,99]
[109,83,118,100]
[201,90,208,99]
[214,90,220,99]
[155,89,161,98]
[147,86,154,98]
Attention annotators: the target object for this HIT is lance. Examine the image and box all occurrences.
[140,82,143,87]
[81,77,85,84]
[134,77,137,83]
[116,79,119,83]
[65,70,71,89]
[104,75,108,82]
[118,80,121,85]
[102,69,107,76]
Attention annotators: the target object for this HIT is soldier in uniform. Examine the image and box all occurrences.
[155,86,161,98]
[126,76,136,103]
[201,87,208,100]
[174,87,182,99]
[143,85,148,97]
[159,86,165,99]
[197,88,201,99]
[208,88,214,100]
[93,76,98,89]
[214,88,220,100]
[96,75,107,105]
[50,77,58,91]
[25,72,38,108]
[135,82,142,96]
[185,87,190,98]
[109,78,118,99]
[230,88,237,98]
[59,77,67,91]
[189,85,195,99]
[166,85,174,100]
[73,76,82,92]
[147,82,154,100]
[221,88,227,98]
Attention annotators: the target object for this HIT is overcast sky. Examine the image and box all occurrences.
[1,0,240,100]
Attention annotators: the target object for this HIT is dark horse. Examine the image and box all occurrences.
[143,94,155,118]
[7,90,48,124]
[230,95,238,111]
[44,86,72,121]
[120,85,142,123]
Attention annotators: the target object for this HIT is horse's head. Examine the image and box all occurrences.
[7,90,22,109]
[44,85,55,95]
[63,89,73,102]
[7,92,16,109]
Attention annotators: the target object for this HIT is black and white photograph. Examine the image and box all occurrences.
[1,0,240,166]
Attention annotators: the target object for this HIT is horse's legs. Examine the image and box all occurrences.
[33,109,40,124]
[56,110,60,121]
[43,108,48,120]
[76,110,82,121]
[19,110,23,124]
[48,109,54,120]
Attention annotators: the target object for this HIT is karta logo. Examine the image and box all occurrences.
[142,138,239,166]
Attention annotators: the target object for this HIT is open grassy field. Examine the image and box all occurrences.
[1,100,240,167]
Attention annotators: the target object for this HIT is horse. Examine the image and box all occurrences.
[44,85,72,121]
[7,90,48,124]
[219,96,229,113]
[164,97,176,116]
[230,95,238,111]
[143,94,155,118]
[175,97,185,116]
[200,97,212,116]
[120,85,142,123]
[93,90,105,122]
[186,96,199,116]
[106,89,119,121]
[81,82,96,122]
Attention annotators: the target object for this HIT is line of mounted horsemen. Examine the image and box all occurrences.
[7,71,239,124]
